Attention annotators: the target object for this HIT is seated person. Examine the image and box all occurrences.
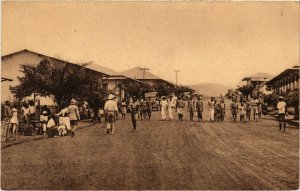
[57,124,67,136]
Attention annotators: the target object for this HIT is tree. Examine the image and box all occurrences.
[237,85,253,97]
[119,81,151,98]
[285,88,299,120]
[10,58,107,108]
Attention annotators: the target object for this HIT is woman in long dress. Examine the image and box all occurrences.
[160,96,168,120]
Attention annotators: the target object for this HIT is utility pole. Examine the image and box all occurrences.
[174,69,180,86]
[139,66,150,80]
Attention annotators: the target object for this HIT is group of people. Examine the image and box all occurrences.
[1,98,80,140]
[160,94,205,122]
[229,96,262,123]
[103,94,154,134]
[2,99,37,139]
[2,92,290,139]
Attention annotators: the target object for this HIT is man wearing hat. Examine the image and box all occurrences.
[104,94,118,134]
[277,96,287,131]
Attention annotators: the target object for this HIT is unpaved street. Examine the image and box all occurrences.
[1,99,299,190]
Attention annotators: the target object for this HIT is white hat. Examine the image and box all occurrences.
[278,96,284,99]
[70,99,77,104]
[108,94,115,100]
[42,111,47,114]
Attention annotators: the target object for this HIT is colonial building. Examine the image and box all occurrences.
[242,73,273,96]
[84,64,138,100]
[121,66,175,89]
[266,65,299,94]
[1,49,109,104]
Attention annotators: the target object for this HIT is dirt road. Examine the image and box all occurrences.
[1,99,299,189]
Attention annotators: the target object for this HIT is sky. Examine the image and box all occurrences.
[2,2,299,87]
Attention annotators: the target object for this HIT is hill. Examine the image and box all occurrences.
[190,83,231,97]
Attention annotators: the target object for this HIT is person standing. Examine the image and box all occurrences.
[160,96,169,120]
[146,97,153,119]
[187,97,195,121]
[230,99,238,122]
[56,104,71,135]
[208,97,216,122]
[238,101,246,123]
[9,103,19,138]
[3,100,12,122]
[104,94,118,134]
[91,94,101,123]
[246,100,252,122]
[195,96,204,122]
[220,99,226,121]
[168,94,177,120]
[258,96,263,119]
[176,96,185,120]
[68,99,80,137]
[128,96,139,131]
[277,96,287,131]
[120,98,127,119]
[252,96,260,122]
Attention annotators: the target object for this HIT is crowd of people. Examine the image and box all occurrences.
[102,92,289,135]
[1,92,289,140]
[1,98,80,140]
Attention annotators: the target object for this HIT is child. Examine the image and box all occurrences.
[176,96,185,120]
[246,101,252,122]
[40,111,49,135]
[230,99,238,122]
[238,102,246,123]
[120,98,127,119]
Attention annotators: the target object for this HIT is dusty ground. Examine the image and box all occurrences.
[1,98,299,190]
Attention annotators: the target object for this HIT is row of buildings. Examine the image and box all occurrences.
[1,49,175,105]
[231,65,299,98]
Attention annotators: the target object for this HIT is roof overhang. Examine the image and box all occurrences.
[266,68,299,86]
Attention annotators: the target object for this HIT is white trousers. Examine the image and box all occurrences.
[209,109,214,121]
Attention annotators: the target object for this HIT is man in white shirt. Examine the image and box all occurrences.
[277,96,287,131]
[104,94,118,134]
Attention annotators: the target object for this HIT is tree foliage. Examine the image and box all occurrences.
[237,85,253,97]
[10,59,107,108]
[119,81,151,98]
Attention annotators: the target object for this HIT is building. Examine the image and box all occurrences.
[121,66,175,88]
[241,73,273,96]
[266,65,299,94]
[84,64,139,100]
[1,49,109,104]
[257,81,273,95]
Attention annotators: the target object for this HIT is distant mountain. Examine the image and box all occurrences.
[190,83,232,97]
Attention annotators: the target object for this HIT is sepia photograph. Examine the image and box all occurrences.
[1,1,299,190]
